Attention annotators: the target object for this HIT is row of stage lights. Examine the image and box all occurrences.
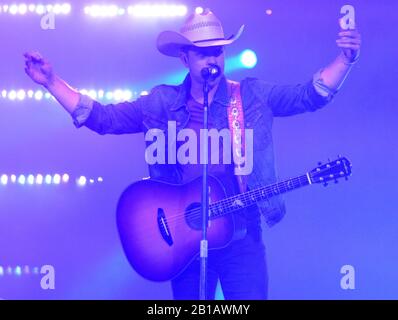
[0,173,103,186]
[0,3,70,15]
[1,49,258,103]
[0,89,149,102]
[0,265,40,276]
[0,3,193,17]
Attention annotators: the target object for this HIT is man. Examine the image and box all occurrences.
[24,9,361,299]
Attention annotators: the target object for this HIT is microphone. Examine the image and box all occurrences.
[201,64,221,80]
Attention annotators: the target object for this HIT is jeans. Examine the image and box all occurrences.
[171,232,268,300]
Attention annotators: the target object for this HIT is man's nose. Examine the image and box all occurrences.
[206,56,217,65]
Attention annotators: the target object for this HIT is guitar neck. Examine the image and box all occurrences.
[209,173,311,219]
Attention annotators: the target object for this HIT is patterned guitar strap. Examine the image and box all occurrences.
[226,80,248,194]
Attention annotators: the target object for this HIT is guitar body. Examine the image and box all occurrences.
[116,157,352,282]
[116,176,235,282]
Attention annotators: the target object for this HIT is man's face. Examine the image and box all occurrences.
[180,45,225,86]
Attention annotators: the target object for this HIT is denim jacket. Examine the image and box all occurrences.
[72,72,334,227]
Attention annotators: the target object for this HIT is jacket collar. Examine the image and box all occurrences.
[170,73,230,111]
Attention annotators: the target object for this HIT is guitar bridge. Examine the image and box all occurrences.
[157,208,173,246]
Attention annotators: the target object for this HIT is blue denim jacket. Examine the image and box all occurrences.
[72,72,334,227]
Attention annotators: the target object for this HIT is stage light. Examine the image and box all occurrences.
[128,4,187,17]
[34,90,43,100]
[23,265,30,274]
[36,174,44,185]
[266,9,273,15]
[28,4,35,12]
[77,176,87,186]
[9,4,18,15]
[240,49,258,68]
[53,174,61,184]
[105,91,113,100]
[0,266,3,276]
[84,5,121,17]
[35,4,45,14]
[0,174,8,185]
[113,89,124,101]
[195,7,203,14]
[18,175,26,185]
[88,90,97,99]
[32,267,39,274]
[8,90,17,100]
[7,266,12,275]
[17,89,26,100]
[61,3,71,14]
[53,4,61,14]
[18,4,27,15]
[45,174,52,184]
[27,174,35,185]
[4,87,145,103]
[62,174,69,183]
[123,90,132,100]
[2,5,9,13]
[0,172,103,187]
[15,266,22,276]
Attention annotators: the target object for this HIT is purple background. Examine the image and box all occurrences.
[0,0,397,299]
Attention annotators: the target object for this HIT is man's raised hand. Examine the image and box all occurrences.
[24,51,55,87]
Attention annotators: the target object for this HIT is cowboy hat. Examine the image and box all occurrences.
[157,8,244,57]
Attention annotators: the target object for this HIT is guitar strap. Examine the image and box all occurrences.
[226,80,248,194]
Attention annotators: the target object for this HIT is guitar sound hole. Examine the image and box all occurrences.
[185,202,202,230]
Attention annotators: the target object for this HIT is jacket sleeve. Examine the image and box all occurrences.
[250,70,336,117]
[71,93,145,134]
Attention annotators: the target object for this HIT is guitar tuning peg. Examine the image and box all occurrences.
[323,182,328,187]
[318,161,322,166]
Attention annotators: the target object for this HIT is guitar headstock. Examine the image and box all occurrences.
[309,156,352,185]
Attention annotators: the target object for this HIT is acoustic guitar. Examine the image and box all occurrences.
[116,157,352,281]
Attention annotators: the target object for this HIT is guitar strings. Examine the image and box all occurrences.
[125,165,344,239]
[150,175,309,226]
[140,161,342,226]
[169,174,306,223]
[122,176,309,242]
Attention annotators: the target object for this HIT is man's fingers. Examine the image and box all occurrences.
[23,51,43,62]
[336,43,360,50]
[25,60,31,68]
[336,38,361,45]
[338,31,361,39]
[24,67,33,78]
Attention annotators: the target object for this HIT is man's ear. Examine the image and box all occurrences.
[179,51,189,68]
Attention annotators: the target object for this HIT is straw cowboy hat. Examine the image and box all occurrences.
[157,8,245,57]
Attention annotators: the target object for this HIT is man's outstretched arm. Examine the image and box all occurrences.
[24,51,80,114]
[316,29,361,92]
[24,51,145,134]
